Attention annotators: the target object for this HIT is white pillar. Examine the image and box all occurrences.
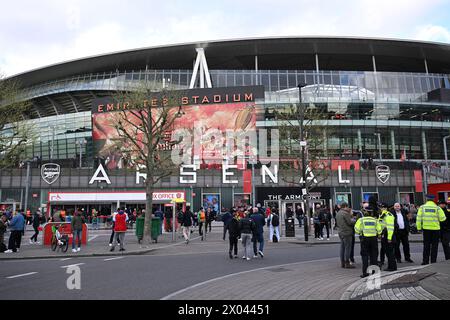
[391,130,396,159]
[422,131,428,160]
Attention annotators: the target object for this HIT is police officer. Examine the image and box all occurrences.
[378,203,397,272]
[417,194,447,265]
[354,208,381,278]
[437,200,450,260]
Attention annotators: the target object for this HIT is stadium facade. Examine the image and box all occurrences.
[2,37,450,218]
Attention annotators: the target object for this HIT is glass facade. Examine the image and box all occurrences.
[21,112,93,166]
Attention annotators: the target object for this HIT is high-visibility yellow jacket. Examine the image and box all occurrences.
[354,216,381,237]
[417,201,447,231]
[378,210,395,241]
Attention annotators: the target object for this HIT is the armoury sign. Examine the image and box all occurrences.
[92,86,265,113]
[41,163,60,184]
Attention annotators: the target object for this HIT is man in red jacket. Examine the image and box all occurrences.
[110,210,128,252]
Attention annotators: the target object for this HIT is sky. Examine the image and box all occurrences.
[1,0,449,77]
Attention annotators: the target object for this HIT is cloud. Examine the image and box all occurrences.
[414,25,450,43]
[0,0,449,77]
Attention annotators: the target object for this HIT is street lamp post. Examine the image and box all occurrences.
[76,139,87,168]
[298,83,309,242]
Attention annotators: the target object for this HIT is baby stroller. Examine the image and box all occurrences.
[51,224,70,253]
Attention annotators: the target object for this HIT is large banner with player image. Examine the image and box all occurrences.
[92,86,263,170]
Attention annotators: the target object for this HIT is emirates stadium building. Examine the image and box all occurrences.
[2,36,450,219]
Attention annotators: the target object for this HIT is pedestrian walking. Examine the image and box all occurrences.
[221,209,232,241]
[391,202,413,263]
[267,208,280,242]
[336,202,356,269]
[0,215,7,252]
[181,206,194,244]
[5,211,25,253]
[313,211,321,240]
[197,208,206,240]
[295,205,304,228]
[239,211,255,260]
[228,210,240,259]
[110,210,128,252]
[378,203,397,271]
[154,207,164,235]
[354,208,381,278]
[71,210,85,253]
[29,210,41,244]
[319,206,331,240]
[109,212,117,246]
[438,201,450,260]
[250,207,265,258]
[205,207,213,233]
[417,194,447,265]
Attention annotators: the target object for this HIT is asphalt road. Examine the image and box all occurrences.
[0,240,426,300]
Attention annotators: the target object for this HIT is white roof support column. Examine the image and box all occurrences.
[189,48,212,89]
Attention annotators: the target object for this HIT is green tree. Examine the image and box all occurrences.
[0,75,33,168]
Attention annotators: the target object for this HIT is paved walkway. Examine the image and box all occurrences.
[163,254,449,300]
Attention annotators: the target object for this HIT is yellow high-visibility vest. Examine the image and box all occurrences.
[417,201,447,231]
[354,216,380,237]
[378,210,395,241]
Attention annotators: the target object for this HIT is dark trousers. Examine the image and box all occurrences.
[223,225,228,240]
[395,229,411,261]
[199,222,204,236]
[252,233,264,255]
[30,227,39,242]
[423,229,440,264]
[360,237,378,276]
[297,217,303,227]
[205,221,211,232]
[314,223,321,238]
[229,236,238,255]
[380,237,397,270]
[110,230,120,244]
[441,230,450,260]
[321,223,330,238]
[350,234,355,262]
[8,230,22,252]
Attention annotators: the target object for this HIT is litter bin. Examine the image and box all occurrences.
[285,218,295,237]
[151,217,161,243]
[135,216,144,243]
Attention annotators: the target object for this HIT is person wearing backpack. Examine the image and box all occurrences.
[268,208,280,242]
[197,208,206,241]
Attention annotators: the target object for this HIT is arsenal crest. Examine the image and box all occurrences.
[41,163,60,185]
[376,165,390,184]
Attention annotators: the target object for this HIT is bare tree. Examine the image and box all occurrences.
[110,82,185,244]
[275,102,332,237]
[0,75,33,168]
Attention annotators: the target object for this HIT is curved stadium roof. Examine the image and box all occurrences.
[10,36,450,88]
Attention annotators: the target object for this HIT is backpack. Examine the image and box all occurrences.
[177,211,183,223]
[271,214,280,227]
[199,211,206,222]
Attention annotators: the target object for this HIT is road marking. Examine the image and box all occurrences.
[60,263,85,268]
[60,258,72,261]
[6,272,38,279]
[103,257,123,261]
[88,235,99,241]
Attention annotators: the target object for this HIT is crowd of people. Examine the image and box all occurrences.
[335,194,449,278]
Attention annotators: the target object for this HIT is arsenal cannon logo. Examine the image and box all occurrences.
[375,165,390,184]
[41,163,61,185]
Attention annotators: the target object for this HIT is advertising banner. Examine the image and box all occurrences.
[92,87,262,170]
